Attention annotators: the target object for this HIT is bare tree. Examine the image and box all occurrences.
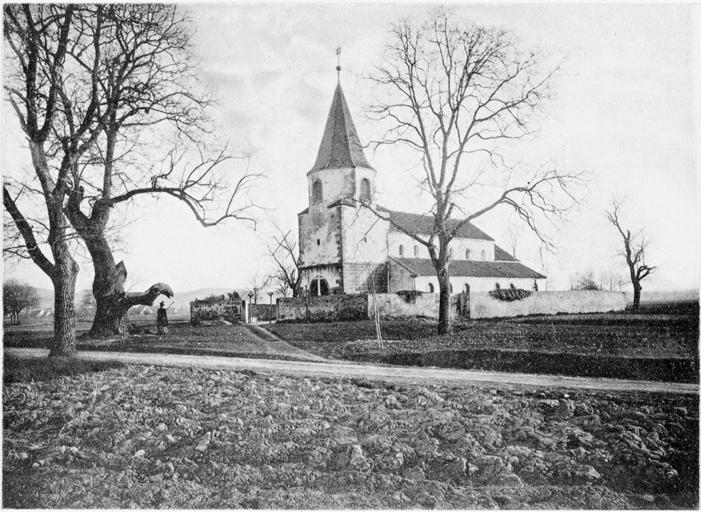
[3,5,81,356]
[4,5,261,338]
[267,226,301,297]
[606,199,655,308]
[247,273,272,305]
[3,279,40,325]
[506,222,521,259]
[362,9,584,333]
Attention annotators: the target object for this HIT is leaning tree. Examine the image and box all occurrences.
[361,9,584,333]
[4,5,260,338]
[606,199,655,308]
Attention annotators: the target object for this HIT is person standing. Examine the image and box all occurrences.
[156,301,169,335]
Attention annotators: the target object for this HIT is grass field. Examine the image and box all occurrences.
[268,307,699,381]
[269,312,698,360]
[3,355,698,508]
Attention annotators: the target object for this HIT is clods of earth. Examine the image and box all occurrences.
[3,361,698,508]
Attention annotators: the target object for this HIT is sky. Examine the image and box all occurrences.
[2,2,699,296]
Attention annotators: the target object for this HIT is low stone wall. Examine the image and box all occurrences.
[249,304,276,322]
[470,290,626,319]
[277,294,368,322]
[369,293,467,319]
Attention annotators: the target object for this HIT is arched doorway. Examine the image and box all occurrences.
[309,277,329,296]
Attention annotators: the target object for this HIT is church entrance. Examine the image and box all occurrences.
[309,277,329,296]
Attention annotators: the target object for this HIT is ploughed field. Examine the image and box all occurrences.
[3,356,698,508]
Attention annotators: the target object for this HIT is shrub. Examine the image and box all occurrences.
[489,288,532,301]
[396,290,423,303]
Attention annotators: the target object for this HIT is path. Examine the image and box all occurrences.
[6,347,698,395]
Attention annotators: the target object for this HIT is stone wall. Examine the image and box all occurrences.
[277,294,368,322]
[470,290,627,319]
[370,292,467,319]
[249,304,277,321]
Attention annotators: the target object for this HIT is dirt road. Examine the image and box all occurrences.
[5,347,697,395]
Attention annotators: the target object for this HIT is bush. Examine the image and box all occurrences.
[396,290,423,303]
[489,288,532,301]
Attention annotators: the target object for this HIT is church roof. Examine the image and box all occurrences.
[310,83,373,172]
[390,257,546,279]
[494,245,517,261]
[386,210,494,241]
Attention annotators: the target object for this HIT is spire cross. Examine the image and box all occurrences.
[336,47,342,81]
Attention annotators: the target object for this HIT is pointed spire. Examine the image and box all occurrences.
[310,81,373,172]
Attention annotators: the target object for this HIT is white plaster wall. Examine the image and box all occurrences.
[340,205,388,264]
[470,290,626,318]
[351,167,378,202]
[307,167,354,206]
[387,232,494,261]
[414,275,545,293]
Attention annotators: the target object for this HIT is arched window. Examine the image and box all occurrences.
[428,283,434,293]
[495,282,501,290]
[312,179,323,203]
[414,245,419,257]
[309,277,329,296]
[360,178,371,202]
[509,283,516,289]
[480,250,486,260]
[449,283,453,293]
[448,248,454,259]
[465,283,471,294]
[466,249,471,260]
[399,244,404,256]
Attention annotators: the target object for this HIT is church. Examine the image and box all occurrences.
[297,78,546,297]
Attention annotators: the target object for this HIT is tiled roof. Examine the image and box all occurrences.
[391,257,546,279]
[386,210,493,241]
[310,83,372,172]
[494,245,517,261]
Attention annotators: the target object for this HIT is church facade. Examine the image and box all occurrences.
[297,81,546,296]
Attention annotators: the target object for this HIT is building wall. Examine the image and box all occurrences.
[387,261,416,292]
[413,275,545,294]
[299,264,343,295]
[277,293,368,322]
[298,207,342,267]
[343,262,388,294]
[470,290,626,319]
[340,204,388,264]
[307,167,355,206]
[387,232,494,261]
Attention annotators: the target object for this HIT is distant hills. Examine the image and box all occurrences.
[20,285,701,315]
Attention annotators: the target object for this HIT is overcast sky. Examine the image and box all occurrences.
[3,2,699,295]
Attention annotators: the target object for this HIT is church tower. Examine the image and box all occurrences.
[297,71,389,296]
[306,82,377,209]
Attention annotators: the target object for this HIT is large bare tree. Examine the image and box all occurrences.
[362,9,584,333]
[4,5,260,338]
[606,199,655,308]
[3,5,80,355]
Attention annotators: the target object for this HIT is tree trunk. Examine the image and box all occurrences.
[437,265,452,334]
[50,259,79,358]
[632,282,642,309]
[66,204,174,337]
